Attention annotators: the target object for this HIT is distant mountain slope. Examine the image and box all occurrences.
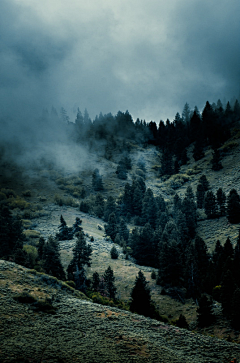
[0,260,240,363]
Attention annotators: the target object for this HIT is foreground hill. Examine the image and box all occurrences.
[0,260,240,363]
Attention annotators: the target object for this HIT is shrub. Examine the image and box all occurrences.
[13,292,37,304]
[0,188,17,198]
[22,190,31,197]
[23,230,41,239]
[0,192,7,201]
[151,270,156,279]
[65,280,76,289]
[9,197,30,210]
[220,141,238,152]
[110,245,119,259]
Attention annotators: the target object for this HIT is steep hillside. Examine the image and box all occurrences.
[0,260,240,363]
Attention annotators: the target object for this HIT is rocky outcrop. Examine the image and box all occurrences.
[0,260,240,363]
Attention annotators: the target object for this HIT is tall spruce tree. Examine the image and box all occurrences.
[130,271,152,317]
[227,189,240,223]
[67,231,92,289]
[204,191,217,219]
[103,266,117,299]
[43,236,66,280]
[216,188,226,216]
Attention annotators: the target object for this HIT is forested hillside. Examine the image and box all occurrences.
[1,98,240,352]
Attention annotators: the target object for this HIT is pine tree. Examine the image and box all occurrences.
[104,213,118,242]
[193,139,205,161]
[110,245,119,259]
[43,236,66,280]
[67,231,92,287]
[118,218,129,242]
[94,193,105,218]
[104,196,116,222]
[160,148,173,176]
[103,266,117,300]
[57,215,73,240]
[221,269,236,317]
[92,271,100,291]
[196,183,205,209]
[37,237,45,260]
[130,271,152,317]
[211,149,223,171]
[227,189,240,223]
[197,294,214,327]
[204,191,217,219]
[231,287,240,329]
[216,188,226,216]
[72,217,83,235]
[199,175,210,191]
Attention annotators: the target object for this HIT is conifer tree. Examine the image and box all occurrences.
[43,236,66,280]
[104,212,118,242]
[110,245,119,259]
[221,269,236,317]
[37,237,45,260]
[227,189,240,223]
[204,191,217,219]
[216,188,226,216]
[196,183,205,209]
[130,271,152,317]
[193,139,205,161]
[211,149,223,171]
[67,231,92,288]
[199,175,210,191]
[103,266,117,299]
[231,288,240,328]
[197,294,214,327]
[118,218,129,242]
[94,193,105,218]
[57,215,73,240]
[92,271,100,291]
[104,196,117,222]
[72,217,83,235]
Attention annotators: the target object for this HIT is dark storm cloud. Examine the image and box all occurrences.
[0,0,239,124]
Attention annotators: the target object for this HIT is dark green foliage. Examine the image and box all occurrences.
[110,245,119,259]
[221,269,236,317]
[196,183,205,209]
[175,314,189,329]
[43,236,66,280]
[197,294,214,327]
[216,188,226,216]
[118,218,129,242]
[80,201,90,213]
[104,196,117,222]
[204,191,217,219]
[211,148,223,171]
[160,148,173,176]
[0,205,25,260]
[130,271,152,317]
[94,193,105,218]
[92,168,104,191]
[158,240,183,287]
[104,212,118,242]
[227,189,240,223]
[130,223,157,267]
[103,266,117,300]
[193,139,205,161]
[181,188,197,238]
[37,237,45,260]
[199,175,210,191]
[67,231,92,290]
[231,287,240,329]
[72,217,83,235]
[56,215,73,240]
[92,271,100,291]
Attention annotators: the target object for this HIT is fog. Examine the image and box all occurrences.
[0,0,239,123]
[0,0,239,174]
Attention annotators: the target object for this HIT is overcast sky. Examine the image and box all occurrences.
[0,0,239,122]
